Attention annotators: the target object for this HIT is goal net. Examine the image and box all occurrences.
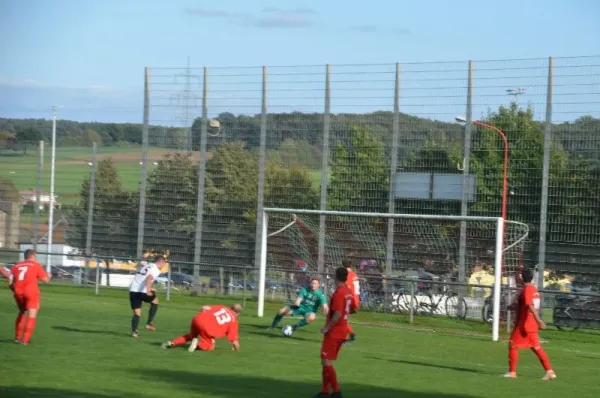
[258,208,529,342]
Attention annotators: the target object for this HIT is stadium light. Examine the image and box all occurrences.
[455,116,509,221]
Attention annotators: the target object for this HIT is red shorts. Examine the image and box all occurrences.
[191,319,217,351]
[14,293,40,311]
[320,334,345,360]
[509,327,540,349]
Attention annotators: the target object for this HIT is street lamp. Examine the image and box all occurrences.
[455,116,509,221]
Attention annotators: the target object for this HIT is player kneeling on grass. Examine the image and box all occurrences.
[315,267,356,398]
[270,277,328,333]
[505,268,556,380]
[128,255,165,338]
[162,304,242,352]
[9,249,51,345]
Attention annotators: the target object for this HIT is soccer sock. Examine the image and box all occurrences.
[321,366,331,394]
[132,314,141,332]
[532,347,552,371]
[147,304,158,325]
[293,318,309,330]
[347,323,355,335]
[15,313,26,341]
[22,317,37,344]
[509,345,519,373]
[329,366,340,392]
[271,314,283,328]
[171,334,193,346]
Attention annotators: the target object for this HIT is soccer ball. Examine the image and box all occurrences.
[282,325,293,337]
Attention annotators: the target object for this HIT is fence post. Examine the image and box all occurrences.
[194,67,209,279]
[136,67,150,259]
[458,60,474,318]
[254,66,268,290]
[537,56,554,315]
[385,63,401,311]
[84,143,97,286]
[33,140,44,252]
[318,64,331,289]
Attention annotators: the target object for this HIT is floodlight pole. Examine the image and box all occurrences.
[46,105,58,273]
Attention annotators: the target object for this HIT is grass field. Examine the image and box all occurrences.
[1,284,599,398]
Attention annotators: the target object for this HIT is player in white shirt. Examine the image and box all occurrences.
[129,255,164,338]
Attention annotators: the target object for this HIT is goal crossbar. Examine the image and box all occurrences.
[258,207,505,342]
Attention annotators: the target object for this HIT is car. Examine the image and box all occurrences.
[157,272,195,290]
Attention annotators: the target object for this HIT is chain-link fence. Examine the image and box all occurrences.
[1,56,599,330]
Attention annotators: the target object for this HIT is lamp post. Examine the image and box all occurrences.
[456,116,508,221]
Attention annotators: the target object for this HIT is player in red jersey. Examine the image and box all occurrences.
[161,303,242,352]
[505,268,556,380]
[315,267,356,398]
[342,259,360,345]
[9,249,51,345]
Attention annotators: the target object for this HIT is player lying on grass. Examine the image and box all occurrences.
[315,266,357,398]
[505,268,556,380]
[128,255,165,338]
[162,304,242,352]
[270,277,328,332]
[9,249,51,345]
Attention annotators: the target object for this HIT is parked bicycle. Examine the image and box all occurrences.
[400,269,468,319]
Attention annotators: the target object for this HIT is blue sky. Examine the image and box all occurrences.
[1,0,599,124]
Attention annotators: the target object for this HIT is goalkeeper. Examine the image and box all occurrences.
[270,277,329,332]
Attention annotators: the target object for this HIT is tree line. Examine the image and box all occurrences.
[58,104,600,275]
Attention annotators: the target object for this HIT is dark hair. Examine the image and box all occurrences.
[342,258,352,268]
[310,276,320,283]
[154,255,166,263]
[335,267,348,283]
[24,249,36,259]
[522,268,534,283]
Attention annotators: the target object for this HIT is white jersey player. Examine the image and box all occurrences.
[128,255,165,338]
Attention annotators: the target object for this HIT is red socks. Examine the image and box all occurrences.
[509,345,553,373]
[347,323,354,335]
[321,365,340,394]
[171,334,192,346]
[15,313,26,341]
[509,346,518,372]
[22,317,37,344]
[533,347,552,371]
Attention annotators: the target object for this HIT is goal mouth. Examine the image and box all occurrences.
[258,208,529,343]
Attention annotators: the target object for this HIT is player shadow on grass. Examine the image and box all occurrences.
[364,355,490,374]
[244,329,313,341]
[135,369,481,398]
[52,325,130,337]
[0,386,146,398]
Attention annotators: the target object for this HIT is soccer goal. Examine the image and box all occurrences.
[257,208,529,342]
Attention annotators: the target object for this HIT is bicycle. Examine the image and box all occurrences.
[404,270,468,319]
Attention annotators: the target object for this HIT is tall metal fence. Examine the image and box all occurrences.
[1,55,599,311]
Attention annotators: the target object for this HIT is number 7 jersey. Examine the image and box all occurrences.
[10,260,48,296]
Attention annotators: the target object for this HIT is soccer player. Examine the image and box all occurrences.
[342,259,360,344]
[505,268,556,380]
[9,249,51,345]
[315,267,356,398]
[128,255,165,338]
[162,304,242,352]
[270,277,328,333]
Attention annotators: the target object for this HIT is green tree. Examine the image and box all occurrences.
[67,157,138,258]
[0,178,20,202]
[328,125,389,213]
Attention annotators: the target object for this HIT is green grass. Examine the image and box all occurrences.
[1,284,599,398]
[0,146,168,205]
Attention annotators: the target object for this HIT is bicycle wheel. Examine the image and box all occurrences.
[553,306,580,331]
[445,294,468,319]
[482,301,493,324]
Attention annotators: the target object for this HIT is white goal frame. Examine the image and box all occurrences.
[258,208,506,342]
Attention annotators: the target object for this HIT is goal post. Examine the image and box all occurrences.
[258,208,517,342]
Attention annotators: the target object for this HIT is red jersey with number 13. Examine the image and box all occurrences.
[326,284,356,339]
[195,305,239,341]
[10,260,48,296]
